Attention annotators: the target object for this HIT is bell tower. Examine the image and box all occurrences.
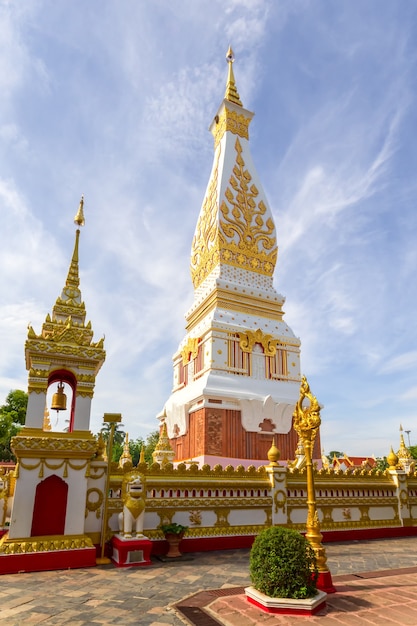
[160,49,321,466]
[0,198,106,574]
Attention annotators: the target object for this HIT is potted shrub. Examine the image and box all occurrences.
[160,523,188,558]
[245,526,327,615]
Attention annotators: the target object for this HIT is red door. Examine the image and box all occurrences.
[31,475,68,536]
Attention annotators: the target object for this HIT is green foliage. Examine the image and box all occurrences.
[1,390,28,425]
[327,450,344,463]
[375,456,389,471]
[0,390,28,461]
[99,428,160,464]
[409,446,417,460]
[250,526,318,599]
[160,523,188,535]
[100,422,126,447]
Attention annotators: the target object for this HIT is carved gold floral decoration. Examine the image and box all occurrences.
[190,138,277,289]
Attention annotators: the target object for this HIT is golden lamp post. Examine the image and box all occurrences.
[292,376,335,593]
[96,413,122,565]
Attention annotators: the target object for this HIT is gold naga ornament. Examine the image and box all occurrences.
[292,375,334,592]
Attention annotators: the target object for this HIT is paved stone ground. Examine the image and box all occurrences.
[0,537,416,625]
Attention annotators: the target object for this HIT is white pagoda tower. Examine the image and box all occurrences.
[160,49,320,466]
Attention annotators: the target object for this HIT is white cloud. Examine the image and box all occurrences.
[380,352,417,375]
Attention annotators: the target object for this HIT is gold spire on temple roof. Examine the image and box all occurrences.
[224,46,242,107]
[25,197,105,396]
[119,433,133,468]
[397,425,413,472]
[26,197,105,353]
[154,422,172,452]
[152,422,175,466]
[47,199,87,327]
[74,195,85,227]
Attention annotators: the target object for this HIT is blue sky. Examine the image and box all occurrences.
[1,0,417,458]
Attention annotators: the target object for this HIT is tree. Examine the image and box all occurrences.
[128,430,160,465]
[1,390,27,425]
[98,428,160,465]
[375,456,389,471]
[99,422,126,462]
[100,422,126,446]
[408,446,417,460]
[0,390,28,461]
[327,450,344,463]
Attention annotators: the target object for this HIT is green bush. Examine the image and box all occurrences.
[250,526,318,599]
[160,523,188,535]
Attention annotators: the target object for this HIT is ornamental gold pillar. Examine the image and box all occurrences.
[292,376,335,593]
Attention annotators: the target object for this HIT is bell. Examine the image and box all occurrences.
[51,382,67,412]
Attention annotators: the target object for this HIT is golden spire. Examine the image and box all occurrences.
[119,433,133,468]
[387,445,398,469]
[267,438,280,466]
[224,46,242,107]
[154,422,172,452]
[55,197,86,314]
[152,422,175,466]
[397,427,413,472]
[74,195,85,227]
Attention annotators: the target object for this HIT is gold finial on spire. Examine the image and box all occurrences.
[267,438,280,466]
[119,432,133,469]
[74,195,85,227]
[225,46,242,107]
[152,422,175,466]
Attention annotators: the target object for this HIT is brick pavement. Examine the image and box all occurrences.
[0,537,415,625]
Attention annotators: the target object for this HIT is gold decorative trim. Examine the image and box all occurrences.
[29,368,50,378]
[28,381,48,394]
[289,519,401,532]
[191,146,221,289]
[237,328,286,356]
[190,138,277,289]
[145,524,268,540]
[11,433,97,460]
[218,137,277,273]
[212,107,250,148]
[86,488,104,519]
[18,458,90,478]
[26,339,105,361]
[181,337,200,365]
[0,533,94,555]
[147,497,271,511]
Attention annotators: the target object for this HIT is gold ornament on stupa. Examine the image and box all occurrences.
[267,438,280,466]
[152,423,175,466]
[74,195,85,227]
[119,433,133,469]
[396,425,414,472]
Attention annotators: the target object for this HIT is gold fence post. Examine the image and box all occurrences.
[96,413,122,565]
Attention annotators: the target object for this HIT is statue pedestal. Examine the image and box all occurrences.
[111,535,152,568]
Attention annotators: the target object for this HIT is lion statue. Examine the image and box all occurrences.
[118,471,146,539]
